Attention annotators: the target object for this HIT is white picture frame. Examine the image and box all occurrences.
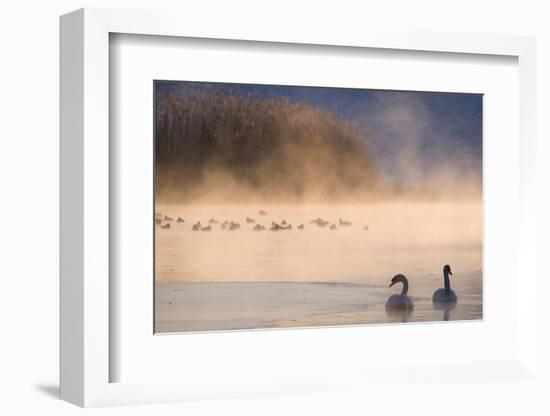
[60,7,537,407]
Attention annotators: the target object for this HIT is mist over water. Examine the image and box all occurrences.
[156,202,481,284]
[154,81,483,332]
[155,83,482,204]
[155,202,482,331]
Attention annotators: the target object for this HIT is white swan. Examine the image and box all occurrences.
[432,264,457,303]
[385,274,414,310]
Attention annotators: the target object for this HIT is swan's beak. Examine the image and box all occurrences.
[449,271,452,275]
[389,281,396,287]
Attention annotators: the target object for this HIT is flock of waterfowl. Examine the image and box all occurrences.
[386,264,458,310]
[155,210,370,232]
[157,210,458,315]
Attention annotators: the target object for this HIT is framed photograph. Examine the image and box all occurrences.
[60,8,537,407]
[152,80,483,333]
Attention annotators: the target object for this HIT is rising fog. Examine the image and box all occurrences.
[154,82,482,204]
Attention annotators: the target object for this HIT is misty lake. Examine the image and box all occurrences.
[155,202,482,333]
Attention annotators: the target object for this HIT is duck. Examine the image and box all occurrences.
[297,224,304,230]
[160,223,171,229]
[385,274,414,310]
[192,222,201,231]
[176,217,184,223]
[155,218,162,225]
[201,225,212,232]
[259,210,267,216]
[310,218,329,227]
[339,219,352,226]
[363,225,369,231]
[221,220,230,229]
[229,222,240,231]
[253,224,265,231]
[432,264,457,303]
[329,224,337,230]
[270,222,283,231]
[276,222,292,230]
[208,218,220,224]
[163,215,174,222]
[271,222,291,231]
[246,217,255,224]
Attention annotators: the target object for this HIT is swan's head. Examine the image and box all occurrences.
[389,274,407,287]
[444,264,452,275]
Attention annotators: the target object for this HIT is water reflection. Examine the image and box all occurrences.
[433,301,457,321]
[385,308,413,323]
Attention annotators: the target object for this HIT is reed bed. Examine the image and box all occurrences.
[155,88,378,202]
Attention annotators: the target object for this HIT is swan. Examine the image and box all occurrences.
[385,274,414,310]
[432,264,457,303]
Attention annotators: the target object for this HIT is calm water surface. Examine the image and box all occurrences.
[155,203,482,333]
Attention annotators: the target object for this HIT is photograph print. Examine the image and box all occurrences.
[154,80,483,333]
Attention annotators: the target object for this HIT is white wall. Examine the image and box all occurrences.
[1,0,548,414]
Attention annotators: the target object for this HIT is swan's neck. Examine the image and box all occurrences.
[400,280,409,296]
[444,270,451,294]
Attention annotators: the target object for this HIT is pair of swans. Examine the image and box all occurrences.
[385,264,456,310]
